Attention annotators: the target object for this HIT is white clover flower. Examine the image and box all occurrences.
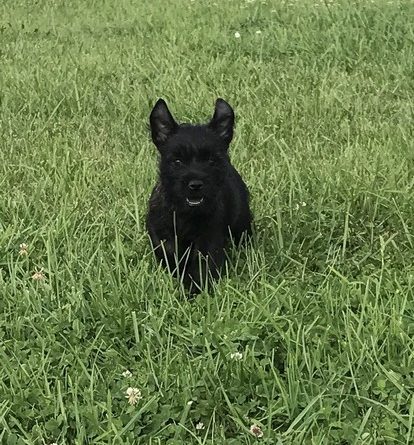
[19,243,29,256]
[256,30,262,35]
[196,421,205,430]
[122,370,132,378]
[250,424,264,438]
[230,352,243,360]
[234,31,241,39]
[125,387,142,405]
[32,268,45,281]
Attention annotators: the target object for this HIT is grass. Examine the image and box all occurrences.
[1,0,414,443]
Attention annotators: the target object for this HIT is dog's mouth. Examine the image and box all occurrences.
[186,197,204,207]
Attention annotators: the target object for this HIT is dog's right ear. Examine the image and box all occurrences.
[149,99,178,148]
[208,98,235,146]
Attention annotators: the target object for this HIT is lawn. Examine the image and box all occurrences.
[1,0,414,443]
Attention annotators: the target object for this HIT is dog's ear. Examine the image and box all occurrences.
[208,98,234,145]
[150,99,178,147]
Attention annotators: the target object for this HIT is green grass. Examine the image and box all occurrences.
[1,0,414,443]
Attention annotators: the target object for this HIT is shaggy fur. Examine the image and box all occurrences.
[146,98,252,293]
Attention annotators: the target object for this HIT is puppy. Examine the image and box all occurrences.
[146,98,251,293]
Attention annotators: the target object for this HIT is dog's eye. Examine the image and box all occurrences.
[173,159,182,166]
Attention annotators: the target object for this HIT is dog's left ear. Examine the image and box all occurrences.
[150,99,178,148]
[208,98,234,145]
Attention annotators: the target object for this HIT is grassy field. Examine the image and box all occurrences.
[1,0,414,443]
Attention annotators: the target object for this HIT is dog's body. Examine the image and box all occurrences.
[146,98,251,292]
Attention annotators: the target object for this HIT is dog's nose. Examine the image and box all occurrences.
[188,179,204,191]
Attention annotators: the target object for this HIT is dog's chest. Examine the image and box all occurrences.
[176,217,207,243]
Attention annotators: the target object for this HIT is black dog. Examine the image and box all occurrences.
[146,98,252,293]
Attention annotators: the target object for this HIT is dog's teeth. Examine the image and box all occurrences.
[186,198,204,206]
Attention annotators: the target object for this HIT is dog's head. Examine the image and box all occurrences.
[149,98,235,213]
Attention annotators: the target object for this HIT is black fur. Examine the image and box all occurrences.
[146,98,252,293]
